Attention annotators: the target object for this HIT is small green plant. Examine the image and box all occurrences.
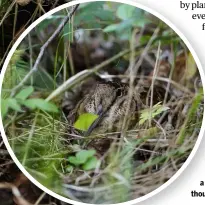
[73,2,150,41]
[67,149,99,171]
[139,102,170,125]
[1,86,58,118]
[103,4,149,40]
[74,113,99,131]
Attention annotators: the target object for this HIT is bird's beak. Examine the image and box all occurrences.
[84,112,105,137]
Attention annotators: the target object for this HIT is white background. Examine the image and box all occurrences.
[132,0,205,204]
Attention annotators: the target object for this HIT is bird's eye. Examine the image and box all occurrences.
[96,104,103,115]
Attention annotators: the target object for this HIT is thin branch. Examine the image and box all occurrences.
[0,183,32,205]
[0,0,16,27]
[34,192,46,205]
[11,4,80,96]
[149,41,161,126]
[163,45,176,105]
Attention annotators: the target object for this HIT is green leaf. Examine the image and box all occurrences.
[76,150,96,163]
[7,98,22,112]
[79,2,104,11]
[74,2,105,26]
[131,18,150,27]
[82,156,98,170]
[68,150,96,166]
[139,102,170,125]
[68,156,82,165]
[103,24,120,32]
[15,86,34,100]
[22,99,36,109]
[104,19,134,34]
[116,26,132,40]
[94,10,115,21]
[74,113,99,131]
[23,99,58,113]
[1,99,9,118]
[116,4,136,20]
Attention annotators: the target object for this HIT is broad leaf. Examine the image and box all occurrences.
[15,86,34,100]
[7,98,22,112]
[103,24,120,32]
[76,150,96,163]
[83,156,98,170]
[68,156,83,165]
[132,18,150,27]
[116,4,136,20]
[23,99,58,113]
[74,113,99,131]
[96,10,115,21]
[1,99,9,118]
[68,150,96,166]
[139,102,170,125]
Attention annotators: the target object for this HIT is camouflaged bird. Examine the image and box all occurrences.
[67,81,138,136]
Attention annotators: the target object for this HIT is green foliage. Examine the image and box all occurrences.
[1,99,8,118]
[68,149,96,165]
[7,98,22,112]
[103,24,119,32]
[1,86,58,118]
[72,2,151,40]
[136,149,184,171]
[82,157,98,170]
[103,3,149,40]
[67,149,99,171]
[116,4,136,20]
[176,88,203,145]
[139,102,170,125]
[12,112,65,194]
[74,113,99,131]
[22,99,58,113]
[75,2,114,28]
[1,50,27,99]
[15,86,34,100]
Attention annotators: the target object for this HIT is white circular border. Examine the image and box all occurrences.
[0,0,204,204]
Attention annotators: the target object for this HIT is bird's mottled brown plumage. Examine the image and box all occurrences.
[64,80,169,153]
[65,78,169,140]
[68,81,138,136]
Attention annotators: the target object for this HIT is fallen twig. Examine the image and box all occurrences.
[0,183,32,205]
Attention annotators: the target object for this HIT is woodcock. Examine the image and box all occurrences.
[64,79,168,153]
[68,81,138,137]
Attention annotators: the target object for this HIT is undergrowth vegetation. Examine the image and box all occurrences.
[0,2,204,204]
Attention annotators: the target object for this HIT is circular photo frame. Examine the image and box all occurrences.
[0,0,204,204]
